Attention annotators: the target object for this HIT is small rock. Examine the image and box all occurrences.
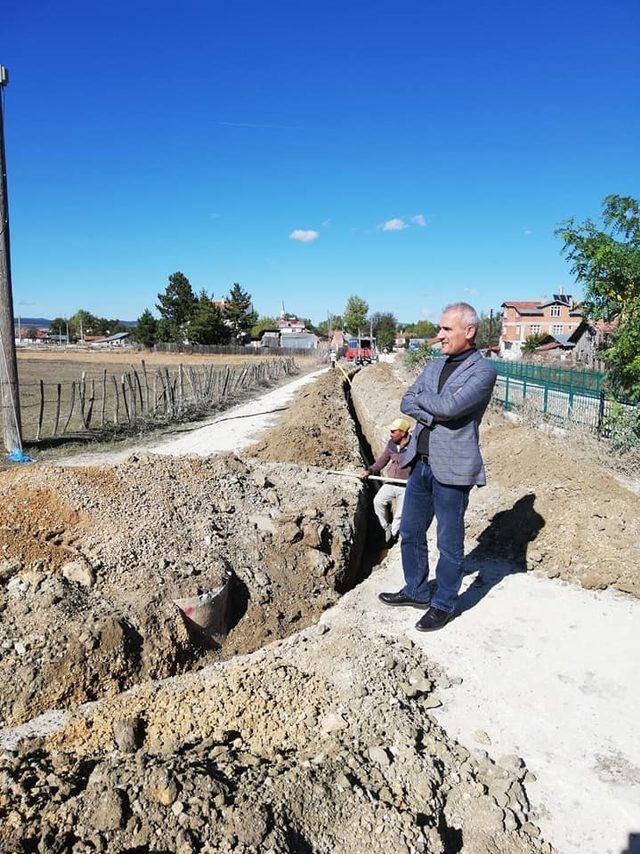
[61,559,95,588]
[0,559,22,583]
[368,746,391,768]
[112,716,144,753]
[474,730,492,745]
[14,641,26,655]
[420,696,443,709]
[319,712,348,735]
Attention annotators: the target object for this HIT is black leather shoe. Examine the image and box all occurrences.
[415,606,455,632]
[378,590,431,609]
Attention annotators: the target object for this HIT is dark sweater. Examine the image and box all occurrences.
[415,348,476,457]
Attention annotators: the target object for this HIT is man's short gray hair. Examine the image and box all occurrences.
[443,302,480,330]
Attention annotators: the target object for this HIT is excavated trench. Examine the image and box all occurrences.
[0,367,551,854]
[0,368,383,731]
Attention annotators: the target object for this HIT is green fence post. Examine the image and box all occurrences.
[505,376,510,410]
[543,382,548,415]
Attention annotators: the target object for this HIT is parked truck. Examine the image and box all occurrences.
[344,335,378,365]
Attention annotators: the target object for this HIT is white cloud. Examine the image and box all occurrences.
[289,229,319,243]
[381,218,408,232]
[463,287,479,296]
[411,214,427,227]
[523,228,533,236]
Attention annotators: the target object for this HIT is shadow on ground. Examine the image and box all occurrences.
[457,493,545,614]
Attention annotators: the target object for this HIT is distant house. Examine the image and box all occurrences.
[89,331,132,348]
[14,328,49,345]
[568,318,617,370]
[257,309,319,350]
[499,292,582,360]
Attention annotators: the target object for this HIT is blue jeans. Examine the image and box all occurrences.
[398,459,471,612]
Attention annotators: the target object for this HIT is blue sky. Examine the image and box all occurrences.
[3,0,639,325]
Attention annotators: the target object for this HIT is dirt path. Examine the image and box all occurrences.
[349,360,640,854]
[323,554,640,854]
[54,368,329,467]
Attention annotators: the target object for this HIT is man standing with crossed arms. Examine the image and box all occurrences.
[378,302,497,631]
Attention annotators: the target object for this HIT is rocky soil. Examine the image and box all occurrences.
[0,370,366,729]
[351,362,640,597]
[0,366,551,853]
[0,623,548,854]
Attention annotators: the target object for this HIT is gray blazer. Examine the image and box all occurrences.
[400,351,497,486]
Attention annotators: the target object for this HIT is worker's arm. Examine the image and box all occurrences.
[401,366,497,422]
[361,445,391,478]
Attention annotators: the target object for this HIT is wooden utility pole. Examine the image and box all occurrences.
[0,65,23,452]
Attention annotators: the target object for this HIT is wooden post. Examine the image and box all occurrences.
[35,379,44,441]
[141,359,150,411]
[121,375,131,422]
[53,382,62,435]
[0,66,23,452]
[62,381,76,433]
[86,379,95,427]
[112,375,120,424]
[100,369,107,427]
[78,371,88,428]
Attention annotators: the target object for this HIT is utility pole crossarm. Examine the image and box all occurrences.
[0,64,24,452]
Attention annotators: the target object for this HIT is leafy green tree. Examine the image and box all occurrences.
[403,320,438,339]
[189,291,229,345]
[521,333,547,354]
[557,195,640,396]
[68,309,97,339]
[370,311,398,350]
[343,295,369,334]
[49,317,67,337]
[250,316,279,339]
[156,272,197,341]
[135,309,158,347]
[223,283,257,342]
[474,310,502,349]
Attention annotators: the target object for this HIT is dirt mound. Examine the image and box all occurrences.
[0,626,547,853]
[249,368,362,469]
[351,362,640,598]
[0,452,366,727]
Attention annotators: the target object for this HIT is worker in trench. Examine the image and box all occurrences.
[378,302,498,632]
[360,417,412,545]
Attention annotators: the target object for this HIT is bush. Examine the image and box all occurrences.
[403,344,436,370]
[604,405,640,455]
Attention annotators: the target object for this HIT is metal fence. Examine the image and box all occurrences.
[12,358,297,444]
[492,371,636,434]
[493,360,605,395]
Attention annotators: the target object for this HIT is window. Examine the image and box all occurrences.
[550,305,561,317]
[516,325,522,339]
[530,324,541,335]
[552,324,563,335]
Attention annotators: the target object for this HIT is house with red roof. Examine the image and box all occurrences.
[499,291,582,359]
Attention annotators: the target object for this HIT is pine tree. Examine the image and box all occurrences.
[223,283,258,343]
[189,291,230,345]
[156,272,197,341]
[135,309,158,347]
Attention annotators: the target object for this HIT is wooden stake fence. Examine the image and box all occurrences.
[18,358,297,442]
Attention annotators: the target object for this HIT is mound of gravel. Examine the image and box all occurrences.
[0,625,548,854]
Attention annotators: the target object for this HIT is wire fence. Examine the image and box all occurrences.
[3,358,298,444]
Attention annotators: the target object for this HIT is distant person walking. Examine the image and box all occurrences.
[378,302,497,631]
[361,418,412,543]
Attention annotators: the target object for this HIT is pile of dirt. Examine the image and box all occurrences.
[0,383,368,728]
[0,624,548,854]
[350,362,640,597]
[249,368,363,469]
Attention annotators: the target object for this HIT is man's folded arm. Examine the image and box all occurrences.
[403,370,497,421]
[400,379,435,426]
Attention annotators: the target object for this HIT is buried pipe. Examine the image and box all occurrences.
[173,576,231,638]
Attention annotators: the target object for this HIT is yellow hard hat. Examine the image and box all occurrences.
[388,417,411,433]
